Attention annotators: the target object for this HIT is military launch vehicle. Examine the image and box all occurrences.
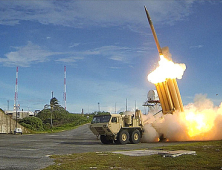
[89,110,144,144]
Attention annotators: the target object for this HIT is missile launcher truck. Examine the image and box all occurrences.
[89,110,144,144]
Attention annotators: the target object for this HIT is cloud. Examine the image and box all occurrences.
[189,45,203,49]
[0,42,141,67]
[56,56,84,63]
[0,39,152,67]
[56,45,142,65]
[109,67,120,70]
[69,43,80,48]
[0,42,60,67]
[95,46,132,63]
[0,1,198,27]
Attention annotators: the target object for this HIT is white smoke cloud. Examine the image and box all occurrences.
[142,94,222,142]
[141,124,159,142]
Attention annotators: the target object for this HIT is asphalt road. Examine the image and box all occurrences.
[0,124,189,170]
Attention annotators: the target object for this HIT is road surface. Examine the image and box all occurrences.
[0,124,188,170]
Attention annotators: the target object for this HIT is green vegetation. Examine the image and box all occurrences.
[19,117,44,131]
[19,97,93,133]
[93,111,110,115]
[43,140,222,170]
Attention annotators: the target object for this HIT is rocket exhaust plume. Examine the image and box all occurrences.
[148,54,186,84]
[143,7,222,142]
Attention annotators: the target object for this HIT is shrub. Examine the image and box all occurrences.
[43,123,51,130]
[19,117,44,131]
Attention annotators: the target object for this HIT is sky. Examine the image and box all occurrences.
[0,0,222,114]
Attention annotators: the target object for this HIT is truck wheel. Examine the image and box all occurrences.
[100,135,112,144]
[118,130,129,144]
[130,129,141,144]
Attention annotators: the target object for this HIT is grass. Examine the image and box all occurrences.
[42,140,222,170]
[31,126,80,134]
[27,115,93,134]
[30,123,89,134]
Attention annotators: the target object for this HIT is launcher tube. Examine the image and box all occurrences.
[155,83,166,112]
[163,81,174,111]
[173,79,184,112]
[167,78,181,111]
[159,82,170,113]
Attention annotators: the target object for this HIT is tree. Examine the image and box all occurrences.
[49,97,59,128]
[50,97,59,110]
[36,109,51,123]
[19,117,44,131]
[94,111,110,115]
[38,97,70,128]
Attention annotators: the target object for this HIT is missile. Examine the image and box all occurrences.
[144,6,163,56]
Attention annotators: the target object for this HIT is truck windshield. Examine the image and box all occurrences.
[91,115,111,124]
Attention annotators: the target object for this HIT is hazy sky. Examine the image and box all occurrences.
[0,0,222,113]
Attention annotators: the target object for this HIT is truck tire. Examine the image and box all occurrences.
[130,129,141,144]
[117,130,129,144]
[100,135,112,144]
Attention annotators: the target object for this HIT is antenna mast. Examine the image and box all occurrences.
[14,66,18,110]
[63,66,67,110]
[126,98,127,111]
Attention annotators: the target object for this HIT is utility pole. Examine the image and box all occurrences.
[50,91,53,128]
[135,100,137,112]
[63,66,67,110]
[14,67,19,130]
[7,100,9,110]
[98,102,100,112]
[14,67,18,110]
[126,98,127,111]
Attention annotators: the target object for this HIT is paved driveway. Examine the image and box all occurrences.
[0,124,188,170]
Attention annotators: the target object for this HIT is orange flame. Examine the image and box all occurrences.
[183,111,213,137]
[148,55,186,84]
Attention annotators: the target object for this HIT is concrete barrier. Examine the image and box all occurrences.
[0,110,30,134]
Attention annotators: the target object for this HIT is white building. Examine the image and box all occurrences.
[5,110,34,120]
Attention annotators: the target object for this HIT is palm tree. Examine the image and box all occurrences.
[49,97,59,128]
[50,97,59,110]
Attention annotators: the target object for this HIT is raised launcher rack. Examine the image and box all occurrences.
[155,78,184,114]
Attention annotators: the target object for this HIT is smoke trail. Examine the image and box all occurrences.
[142,94,222,142]
[161,46,172,60]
